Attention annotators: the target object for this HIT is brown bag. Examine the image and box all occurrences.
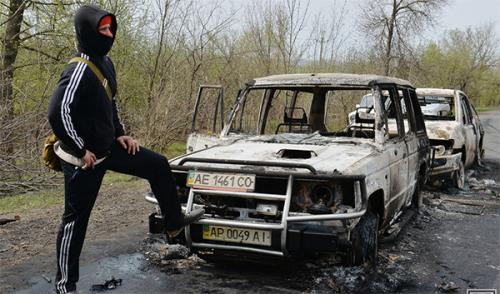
[42,133,62,171]
[42,58,112,171]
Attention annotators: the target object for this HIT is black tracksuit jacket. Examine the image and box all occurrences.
[48,6,124,159]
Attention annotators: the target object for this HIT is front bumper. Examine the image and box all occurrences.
[146,159,367,257]
[430,152,461,178]
[148,211,350,256]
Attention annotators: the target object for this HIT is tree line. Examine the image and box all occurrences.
[0,0,499,195]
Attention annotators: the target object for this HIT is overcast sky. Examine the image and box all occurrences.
[226,0,500,44]
[423,0,500,38]
[305,0,499,40]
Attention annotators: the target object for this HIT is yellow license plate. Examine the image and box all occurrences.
[202,225,271,246]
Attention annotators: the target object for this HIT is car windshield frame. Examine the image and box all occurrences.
[224,85,401,142]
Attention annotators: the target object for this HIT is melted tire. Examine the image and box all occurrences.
[412,172,424,210]
[452,160,465,189]
[348,211,379,266]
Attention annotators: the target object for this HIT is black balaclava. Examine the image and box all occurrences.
[74,5,117,56]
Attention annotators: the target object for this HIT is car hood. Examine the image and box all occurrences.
[424,120,460,141]
[171,133,378,175]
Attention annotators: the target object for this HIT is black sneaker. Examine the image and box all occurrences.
[166,208,205,238]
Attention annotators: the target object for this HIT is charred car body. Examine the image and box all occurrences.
[147,73,430,265]
[416,88,484,188]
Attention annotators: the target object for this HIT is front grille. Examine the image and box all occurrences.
[174,171,356,220]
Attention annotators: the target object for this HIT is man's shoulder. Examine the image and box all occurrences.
[61,53,94,80]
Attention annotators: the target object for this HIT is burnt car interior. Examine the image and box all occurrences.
[229,85,422,142]
[229,86,405,140]
[275,107,312,134]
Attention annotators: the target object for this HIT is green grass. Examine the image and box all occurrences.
[475,106,500,112]
[101,170,138,185]
[0,142,186,213]
[0,172,141,214]
[165,142,186,158]
[0,188,63,214]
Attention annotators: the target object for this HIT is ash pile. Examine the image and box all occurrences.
[140,236,205,274]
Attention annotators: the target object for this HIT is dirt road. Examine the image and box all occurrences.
[1,111,499,294]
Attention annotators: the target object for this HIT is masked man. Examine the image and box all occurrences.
[47,5,204,294]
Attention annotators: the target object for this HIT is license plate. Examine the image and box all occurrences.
[203,225,271,246]
[187,171,256,192]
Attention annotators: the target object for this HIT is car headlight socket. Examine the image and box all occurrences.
[292,181,343,214]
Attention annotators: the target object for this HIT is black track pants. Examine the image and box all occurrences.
[55,142,183,293]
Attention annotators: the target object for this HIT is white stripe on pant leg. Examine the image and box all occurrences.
[57,221,74,294]
[57,222,71,293]
[56,223,68,293]
[61,221,74,294]
[57,222,72,294]
[64,222,75,294]
[61,221,75,294]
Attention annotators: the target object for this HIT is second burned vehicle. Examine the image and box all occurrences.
[147,73,430,265]
[416,88,484,189]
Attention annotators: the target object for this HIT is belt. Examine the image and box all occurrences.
[54,141,106,167]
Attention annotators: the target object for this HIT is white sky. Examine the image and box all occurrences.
[425,0,500,39]
[224,0,500,44]
[306,0,500,38]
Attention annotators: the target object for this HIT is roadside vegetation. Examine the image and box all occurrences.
[0,141,185,212]
[475,106,500,112]
[0,0,499,197]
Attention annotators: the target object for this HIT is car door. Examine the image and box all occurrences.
[459,93,477,166]
[187,85,225,153]
[463,94,482,162]
[399,88,420,206]
[381,86,409,216]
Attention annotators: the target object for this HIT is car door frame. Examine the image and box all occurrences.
[456,91,477,167]
[378,84,410,218]
[461,92,482,164]
[187,85,225,153]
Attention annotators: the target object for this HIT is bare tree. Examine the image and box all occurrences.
[309,0,349,71]
[360,0,447,76]
[244,0,275,75]
[445,24,499,91]
[244,0,310,74]
[274,0,310,73]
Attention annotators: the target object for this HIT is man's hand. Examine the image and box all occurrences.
[82,150,96,170]
[117,135,140,155]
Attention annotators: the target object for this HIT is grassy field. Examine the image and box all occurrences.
[0,172,140,215]
[476,106,500,112]
[0,142,187,214]
[164,142,186,158]
[0,188,63,215]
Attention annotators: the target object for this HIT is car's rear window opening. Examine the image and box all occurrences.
[418,95,455,120]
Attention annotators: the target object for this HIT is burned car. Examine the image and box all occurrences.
[147,73,430,265]
[416,88,484,188]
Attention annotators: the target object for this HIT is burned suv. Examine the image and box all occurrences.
[147,73,430,265]
[417,88,484,189]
